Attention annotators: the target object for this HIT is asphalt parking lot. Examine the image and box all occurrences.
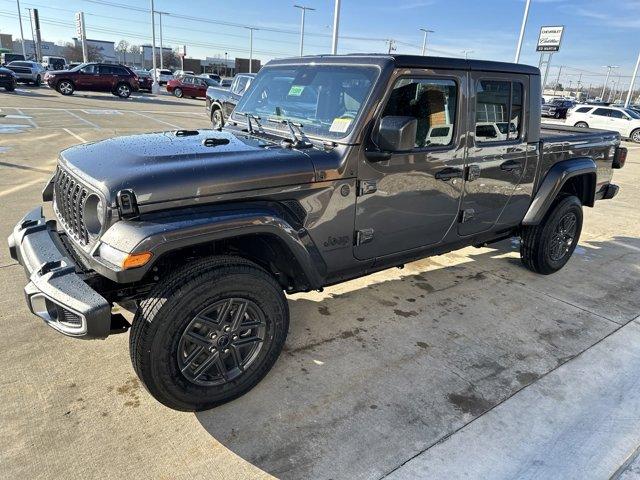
[1,86,640,480]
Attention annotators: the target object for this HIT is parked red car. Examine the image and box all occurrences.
[44,63,139,98]
[166,75,218,99]
[134,70,154,92]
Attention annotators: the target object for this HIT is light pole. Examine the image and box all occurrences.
[156,11,169,70]
[600,65,618,101]
[625,51,640,108]
[15,0,26,58]
[150,0,159,93]
[552,65,563,96]
[419,28,434,56]
[514,0,531,63]
[26,8,35,59]
[331,0,341,54]
[462,50,474,60]
[246,27,258,73]
[224,52,228,77]
[294,5,315,57]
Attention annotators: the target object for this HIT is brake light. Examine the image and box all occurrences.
[613,147,627,169]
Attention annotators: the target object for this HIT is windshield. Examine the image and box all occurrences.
[69,63,88,72]
[234,64,379,139]
[625,108,640,119]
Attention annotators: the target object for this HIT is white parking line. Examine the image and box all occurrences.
[0,177,47,198]
[65,109,100,129]
[15,108,38,128]
[16,107,202,114]
[62,128,87,143]
[130,111,182,129]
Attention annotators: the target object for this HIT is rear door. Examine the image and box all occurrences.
[354,70,467,260]
[589,108,612,129]
[458,73,530,236]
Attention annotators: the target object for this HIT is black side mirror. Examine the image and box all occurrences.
[376,116,417,152]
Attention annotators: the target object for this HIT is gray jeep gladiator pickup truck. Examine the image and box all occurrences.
[8,54,626,411]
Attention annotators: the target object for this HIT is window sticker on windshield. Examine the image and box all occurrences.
[329,117,352,133]
[288,85,305,96]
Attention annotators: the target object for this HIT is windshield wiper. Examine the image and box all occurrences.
[235,112,264,134]
[266,116,312,148]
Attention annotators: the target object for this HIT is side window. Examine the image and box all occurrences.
[381,77,458,148]
[182,76,193,85]
[99,65,114,75]
[80,64,97,74]
[593,108,610,117]
[475,80,523,143]
[233,77,248,94]
[576,107,592,113]
[609,110,625,119]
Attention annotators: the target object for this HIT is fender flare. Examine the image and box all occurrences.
[522,157,597,226]
[98,206,326,288]
[210,101,224,117]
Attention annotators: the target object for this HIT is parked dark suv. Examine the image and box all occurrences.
[44,63,139,98]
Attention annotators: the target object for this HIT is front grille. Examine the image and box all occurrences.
[53,167,91,245]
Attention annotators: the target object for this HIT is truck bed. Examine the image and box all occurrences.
[538,123,620,193]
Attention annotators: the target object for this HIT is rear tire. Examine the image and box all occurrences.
[57,80,74,95]
[34,75,41,86]
[554,111,561,119]
[574,121,589,128]
[173,87,183,98]
[5,84,15,92]
[520,195,583,275]
[129,256,289,411]
[631,129,640,144]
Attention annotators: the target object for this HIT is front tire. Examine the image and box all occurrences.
[631,129,640,144]
[34,75,41,86]
[57,80,74,95]
[115,83,131,98]
[173,87,183,98]
[520,195,583,275]
[211,107,224,129]
[130,256,289,411]
[574,121,589,128]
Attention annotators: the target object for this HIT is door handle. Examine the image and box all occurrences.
[500,160,522,172]
[435,167,463,181]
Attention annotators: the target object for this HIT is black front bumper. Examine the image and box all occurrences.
[0,77,16,88]
[8,207,112,339]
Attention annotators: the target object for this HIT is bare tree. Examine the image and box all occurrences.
[116,40,130,64]
[63,42,103,63]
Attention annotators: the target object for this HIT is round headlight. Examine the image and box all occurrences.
[83,194,105,235]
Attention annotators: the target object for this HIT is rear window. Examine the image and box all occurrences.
[160,70,172,75]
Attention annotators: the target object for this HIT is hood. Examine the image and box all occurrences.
[60,129,317,206]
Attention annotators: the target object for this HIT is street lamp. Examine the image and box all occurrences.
[331,0,341,54]
[150,0,159,93]
[419,28,434,56]
[155,10,169,70]
[625,51,640,108]
[15,0,26,58]
[600,65,618,101]
[246,27,258,73]
[294,5,315,57]
[514,0,531,63]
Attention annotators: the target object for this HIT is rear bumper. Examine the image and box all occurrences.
[8,207,113,339]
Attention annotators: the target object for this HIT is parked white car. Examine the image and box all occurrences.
[568,105,640,143]
[151,68,174,85]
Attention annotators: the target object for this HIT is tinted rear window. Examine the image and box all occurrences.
[575,107,592,113]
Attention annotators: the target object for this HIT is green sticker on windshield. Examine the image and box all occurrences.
[288,85,305,96]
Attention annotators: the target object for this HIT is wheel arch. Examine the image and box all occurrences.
[522,157,596,226]
[99,206,326,292]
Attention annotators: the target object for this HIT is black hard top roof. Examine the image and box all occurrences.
[267,53,540,76]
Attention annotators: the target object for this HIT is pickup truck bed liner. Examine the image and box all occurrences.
[540,123,618,145]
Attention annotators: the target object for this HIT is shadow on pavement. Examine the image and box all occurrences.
[195,236,640,480]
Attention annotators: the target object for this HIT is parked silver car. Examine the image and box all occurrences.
[5,61,46,86]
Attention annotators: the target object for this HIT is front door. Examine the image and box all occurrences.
[458,73,530,236]
[589,107,612,129]
[354,70,467,260]
[75,64,101,91]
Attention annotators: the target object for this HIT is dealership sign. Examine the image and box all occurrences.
[536,26,564,52]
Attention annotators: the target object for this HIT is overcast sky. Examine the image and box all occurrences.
[0,0,637,88]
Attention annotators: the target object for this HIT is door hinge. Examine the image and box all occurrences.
[355,228,374,245]
[357,180,377,196]
[465,165,481,182]
[459,209,475,223]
